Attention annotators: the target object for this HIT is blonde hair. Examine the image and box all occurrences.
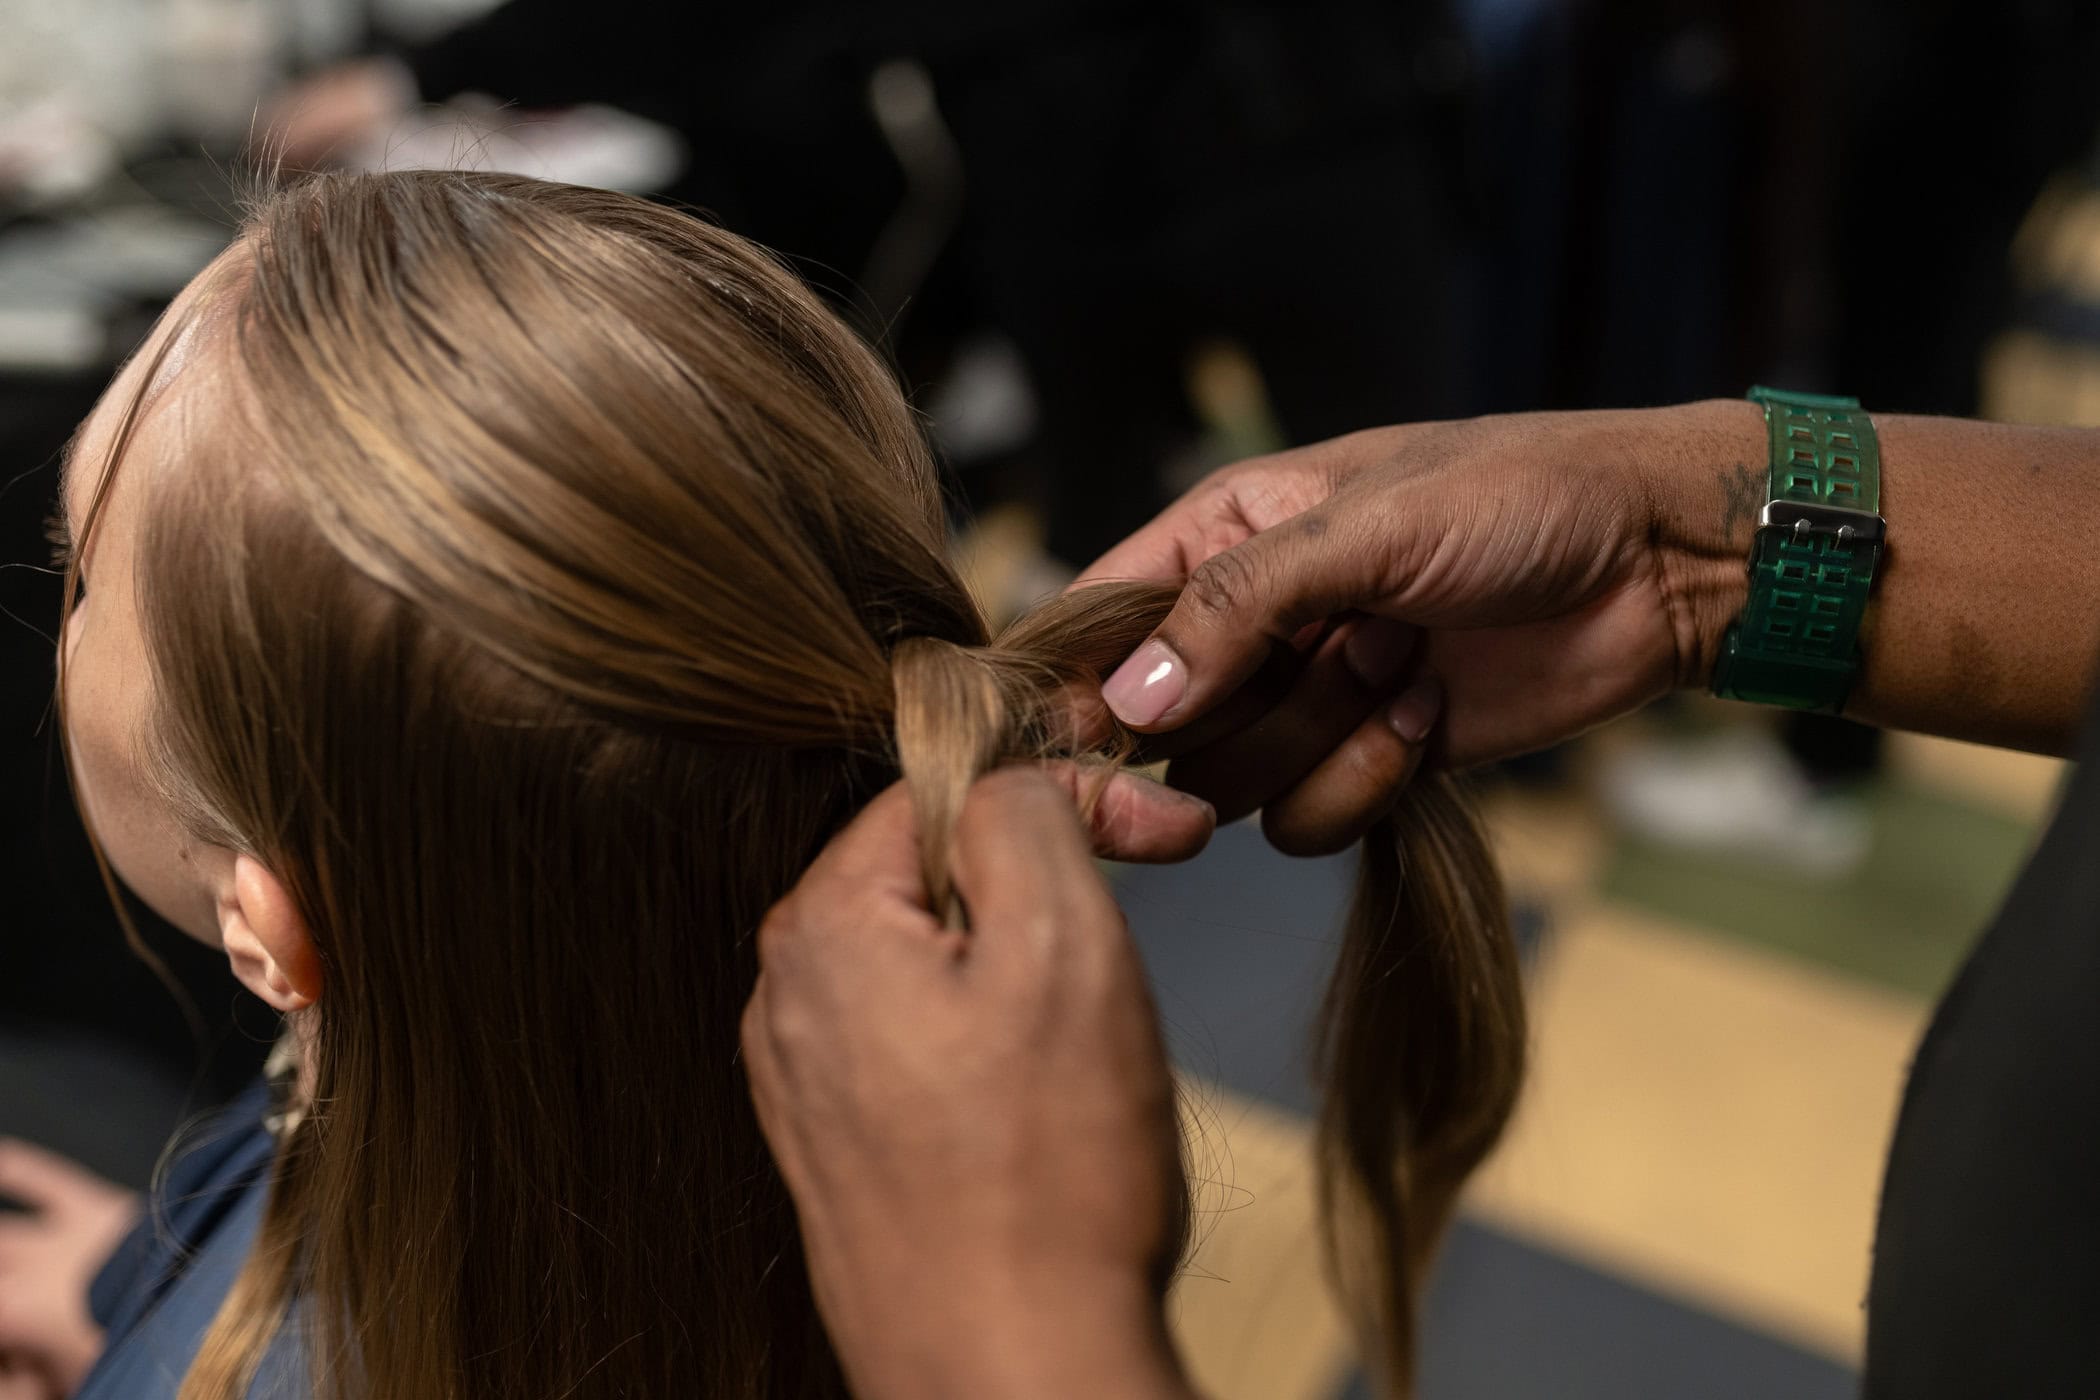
[66,171,1522,1398]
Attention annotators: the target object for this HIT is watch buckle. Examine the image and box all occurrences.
[1759,499,1886,548]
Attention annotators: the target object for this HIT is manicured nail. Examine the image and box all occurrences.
[1387,677,1444,743]
[1102,639,1187,726]
[1342,618,1419,690]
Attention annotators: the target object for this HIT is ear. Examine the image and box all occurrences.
[218,854,322,1013]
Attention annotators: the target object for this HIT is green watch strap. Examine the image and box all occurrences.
[1709,385,1886,712]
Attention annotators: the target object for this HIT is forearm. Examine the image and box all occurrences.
[1655,399,2100,756]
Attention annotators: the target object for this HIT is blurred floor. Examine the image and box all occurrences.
[1105,712,2063,1399]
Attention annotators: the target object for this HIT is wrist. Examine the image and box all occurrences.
[847,1267,1197,1400]
[1634,398,1769,689]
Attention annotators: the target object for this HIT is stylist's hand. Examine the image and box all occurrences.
[742,767,1200,1400]
[1080,401,1764,853]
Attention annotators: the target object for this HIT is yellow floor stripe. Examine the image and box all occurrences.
[1168,902,1928,1387]
[1465,903,1929,1363]
[1161,737,2040,1387]
[1885,730,2067,824]
[1169,1086,1354,1400]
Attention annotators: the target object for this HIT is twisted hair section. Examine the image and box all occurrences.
[889,636,1012,916]
[891,581,1526,1395]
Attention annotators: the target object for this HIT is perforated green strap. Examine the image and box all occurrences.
[1710,386,1886,713]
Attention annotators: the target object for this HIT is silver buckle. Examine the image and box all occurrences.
[1759,499,1886,548]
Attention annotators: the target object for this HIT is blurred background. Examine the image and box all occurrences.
[3,1,2099,1396]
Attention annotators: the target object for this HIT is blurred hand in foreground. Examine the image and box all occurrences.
[0,1140,139,1395]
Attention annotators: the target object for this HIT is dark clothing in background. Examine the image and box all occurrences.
[1824,35,2100,1374]
[401,2,902,300]
[385,1,2100,564]
[1833,0,2100,420]
[390,0,1475,565]
[1863,684,2100,1395]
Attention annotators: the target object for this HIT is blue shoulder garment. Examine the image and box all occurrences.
[74,1078,306,1400]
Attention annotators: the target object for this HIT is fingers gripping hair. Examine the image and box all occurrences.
[895,580,1525,1398]
[885,581,1184,919]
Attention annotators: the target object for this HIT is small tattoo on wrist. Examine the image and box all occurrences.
[1719,462,1761,545]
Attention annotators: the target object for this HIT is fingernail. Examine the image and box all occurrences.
[1121,770,1214,817]
[1165,786,1217,820]
[1387,677,1444,743]
[1102,639,1187,726]
[1342,619,1419,690]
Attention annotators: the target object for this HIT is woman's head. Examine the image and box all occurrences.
[63,170,1029,1399]
[61,172,984,958]
[58,170,1521,1399]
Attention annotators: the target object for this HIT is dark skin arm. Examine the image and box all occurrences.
[1658,404,2100,756]
[1085,401,2100,849]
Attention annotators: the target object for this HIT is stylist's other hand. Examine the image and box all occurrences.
[743,769,1199,1400]
[0,1140,138,1394]
[1079,401,1763,853]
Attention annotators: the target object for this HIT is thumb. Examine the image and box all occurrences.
[1098,508,1376,732]
[1040,761,1216,863]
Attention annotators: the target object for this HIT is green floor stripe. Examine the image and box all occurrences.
[1599,783,2046,1000]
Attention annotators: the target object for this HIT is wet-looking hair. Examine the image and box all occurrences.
[63,171,1523,1399]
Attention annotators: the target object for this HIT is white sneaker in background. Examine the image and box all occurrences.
[1597,726,1873,879]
